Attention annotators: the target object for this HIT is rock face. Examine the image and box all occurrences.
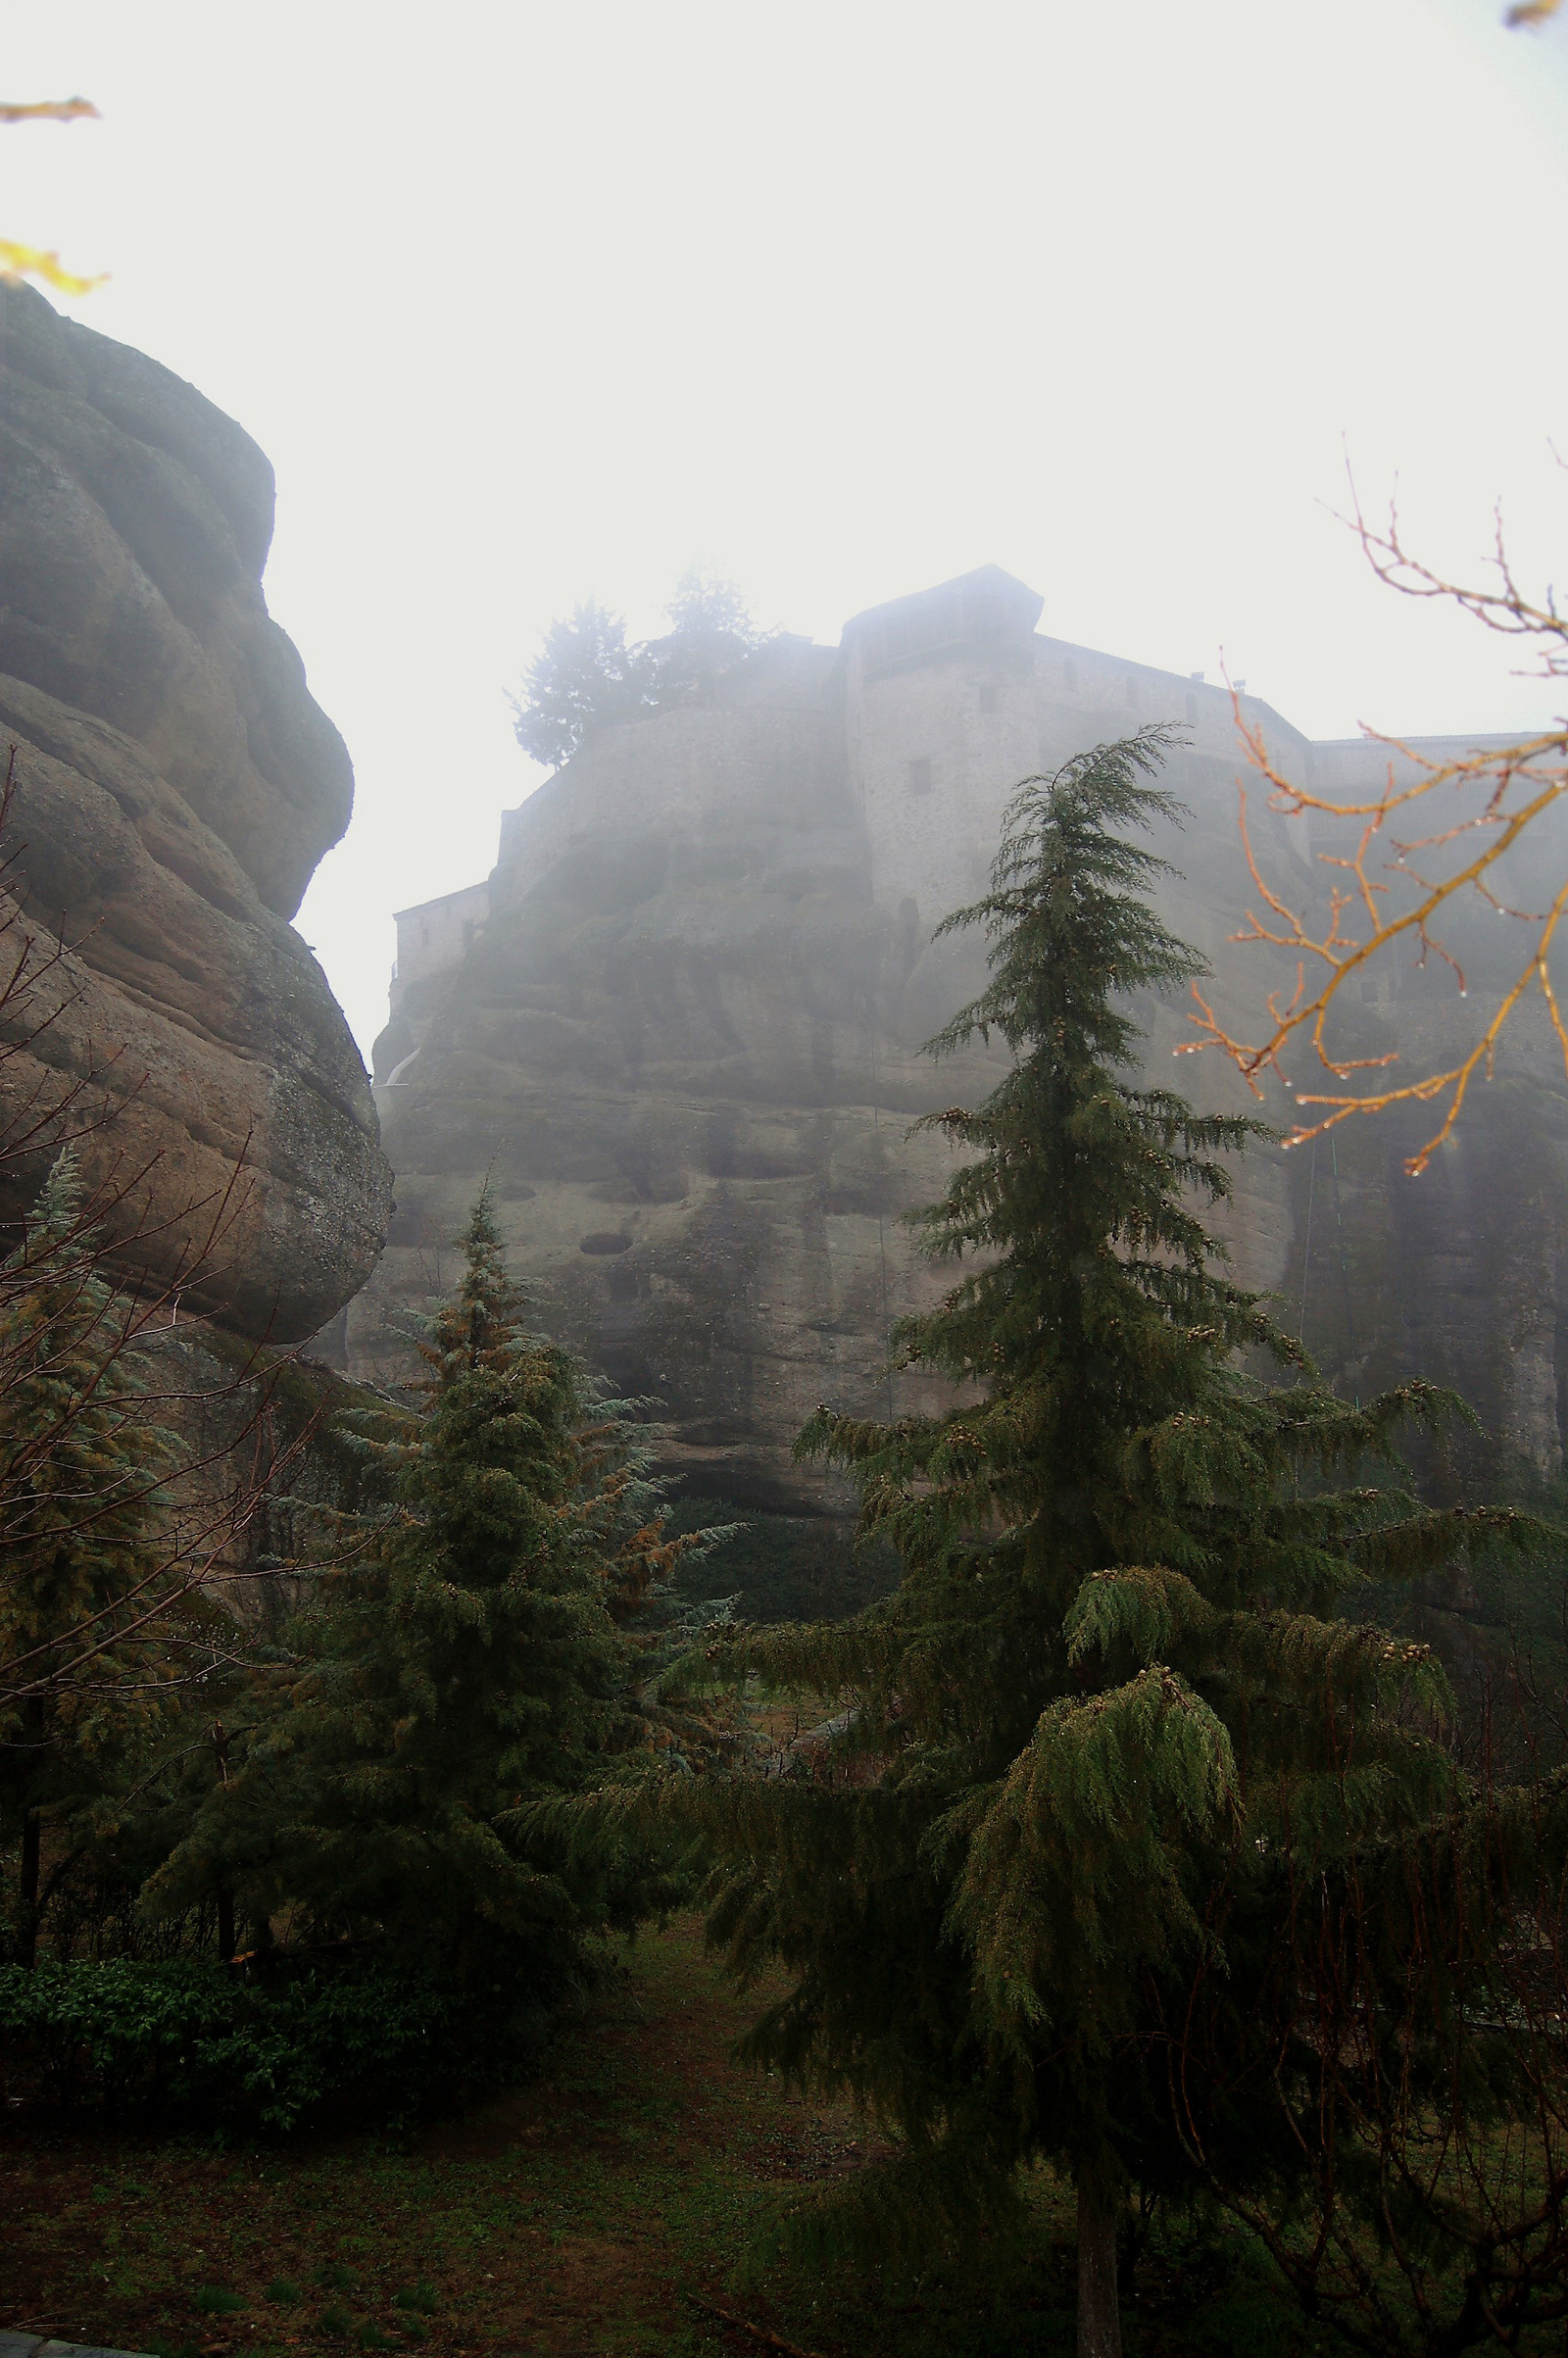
[362,567,1568,1509]
[0,284,390,1340]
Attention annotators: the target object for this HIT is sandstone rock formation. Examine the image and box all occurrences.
[0,284,390,1340]
[362,567,1568,1513]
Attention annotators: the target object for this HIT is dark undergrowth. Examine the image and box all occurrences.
[0,1917,1389,2358]
[664,1497,900,1625]
[0,1956,545,2136]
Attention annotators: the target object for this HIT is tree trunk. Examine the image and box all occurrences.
[210,1722,235,1963]
[1076,2179,1123,2358]
[18,1807,40,1969]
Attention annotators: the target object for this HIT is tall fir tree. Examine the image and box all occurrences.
[664,563,760,645]
[0,1154,182,1964]
[509,599,655,770]
[693,732,1549,2358]
[160,1191,719,1993]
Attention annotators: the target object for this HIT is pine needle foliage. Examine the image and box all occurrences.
[161,1192,722,1994]
[692,733,1564,2326]
[509,599,655,771]
[0,1154,183,1960]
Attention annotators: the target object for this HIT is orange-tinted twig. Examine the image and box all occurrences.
[1183,479,1568,1173]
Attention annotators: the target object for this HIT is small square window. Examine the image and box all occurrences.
[978,685,999,714]
[908,757,932,797]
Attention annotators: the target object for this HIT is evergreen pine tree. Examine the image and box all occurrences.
[510,599,656,770]
[162,1191,715,1994]
[0,1154,181,1964]
[694,732,1548,2357]
[664,564,761,646]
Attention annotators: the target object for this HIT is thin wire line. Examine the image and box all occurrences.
[866,1004,896,1421]
[1298,1135,1317,1348]
[1329,1134,1358,1401]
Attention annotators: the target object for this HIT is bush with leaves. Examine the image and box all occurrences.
[0,1953,529,2131]
[689,730,1564,2358]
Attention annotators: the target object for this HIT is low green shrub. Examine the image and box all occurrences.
[393,2284,439,2315]
[191,2287,247,2316]
[0,1957,545,2132]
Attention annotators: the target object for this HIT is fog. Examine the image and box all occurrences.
[7,0,1568,1058]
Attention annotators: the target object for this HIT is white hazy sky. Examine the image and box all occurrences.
[6,0,1568,1058]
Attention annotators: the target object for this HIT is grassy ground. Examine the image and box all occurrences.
[0,1919,1416,2358]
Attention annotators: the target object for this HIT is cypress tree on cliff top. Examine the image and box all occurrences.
[698,730,1547,2356]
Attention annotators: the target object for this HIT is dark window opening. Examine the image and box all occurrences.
[908,757,932,797]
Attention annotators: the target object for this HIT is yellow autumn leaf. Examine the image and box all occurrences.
[0,96,100,124]
[0,239,109,295]
[1,95,107,294]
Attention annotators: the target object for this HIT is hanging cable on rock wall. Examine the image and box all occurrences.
[1329,1135,1358,1396]
[865,986,897,1422]
[1298,1136,1317,1350]
[1297,1131,1361,1406]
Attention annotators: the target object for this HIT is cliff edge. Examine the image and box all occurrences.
[0,284,390,1340]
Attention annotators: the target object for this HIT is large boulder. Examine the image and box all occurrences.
[0,284,390,1340]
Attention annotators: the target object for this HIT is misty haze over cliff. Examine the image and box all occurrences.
[7,0,1568,1056]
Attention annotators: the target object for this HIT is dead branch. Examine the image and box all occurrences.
[684,2290,831,2358]
[1183,489,1568,1172]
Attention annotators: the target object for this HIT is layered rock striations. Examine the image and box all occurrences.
[0,284,390,1340]
[363,567,1568,1510]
